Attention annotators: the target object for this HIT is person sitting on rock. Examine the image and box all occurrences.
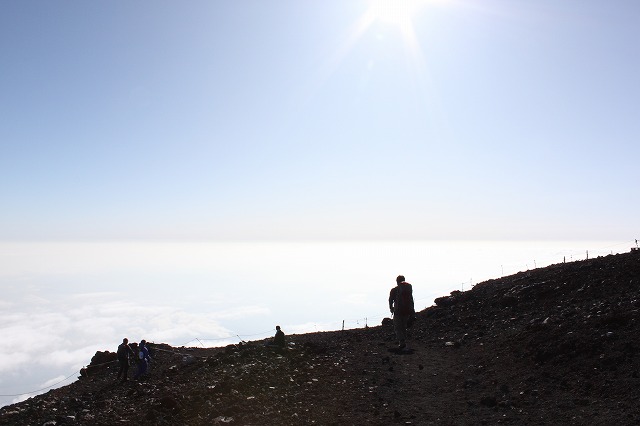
[116,337,136,381]
[273,325,285,348]
[265,325,286,349]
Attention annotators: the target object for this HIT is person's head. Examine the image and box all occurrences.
[276,325,281,331]
[140,339,146,346]
[396,275,405,284]
[122,338,128,344]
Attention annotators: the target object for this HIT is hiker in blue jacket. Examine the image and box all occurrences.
[133,340,152,380]
[389,275,415,349]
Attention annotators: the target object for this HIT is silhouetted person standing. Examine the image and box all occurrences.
[116,338,135,381]
[389,275,415,349]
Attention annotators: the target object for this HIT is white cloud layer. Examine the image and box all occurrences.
[0,289,266,408]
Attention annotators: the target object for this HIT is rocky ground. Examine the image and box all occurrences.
[2,249,640,425]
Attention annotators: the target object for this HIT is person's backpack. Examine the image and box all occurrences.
[117,344,126,359]
[394,282,414,316]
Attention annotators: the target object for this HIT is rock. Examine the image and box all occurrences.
[158,395,181,412]
[435,296,456,307]
[182,355,196,365]
[480,396,497,407]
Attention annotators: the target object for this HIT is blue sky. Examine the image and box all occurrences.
[1,0,638,241]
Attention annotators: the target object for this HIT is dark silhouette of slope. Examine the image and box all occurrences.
[1,250,639,425]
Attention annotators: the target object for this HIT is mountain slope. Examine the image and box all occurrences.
[2,250,640,425]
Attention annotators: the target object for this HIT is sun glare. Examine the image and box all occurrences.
[308,0,434,103]
[369,0,424,27]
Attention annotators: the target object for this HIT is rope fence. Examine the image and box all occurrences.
[0,359,119,398]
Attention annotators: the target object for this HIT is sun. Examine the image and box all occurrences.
[368,0,425,28]
[306,0,433,103]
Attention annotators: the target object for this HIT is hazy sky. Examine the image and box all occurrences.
[1,0,638,241]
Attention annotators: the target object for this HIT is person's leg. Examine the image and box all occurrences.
[394,315,409,348]
[122,360,129,381]
[135,360,147,379]
[393,315,405,347]
[134,361,143,379]
[117,359,126,379]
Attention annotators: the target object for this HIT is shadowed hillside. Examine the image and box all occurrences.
[2,249,640,425]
